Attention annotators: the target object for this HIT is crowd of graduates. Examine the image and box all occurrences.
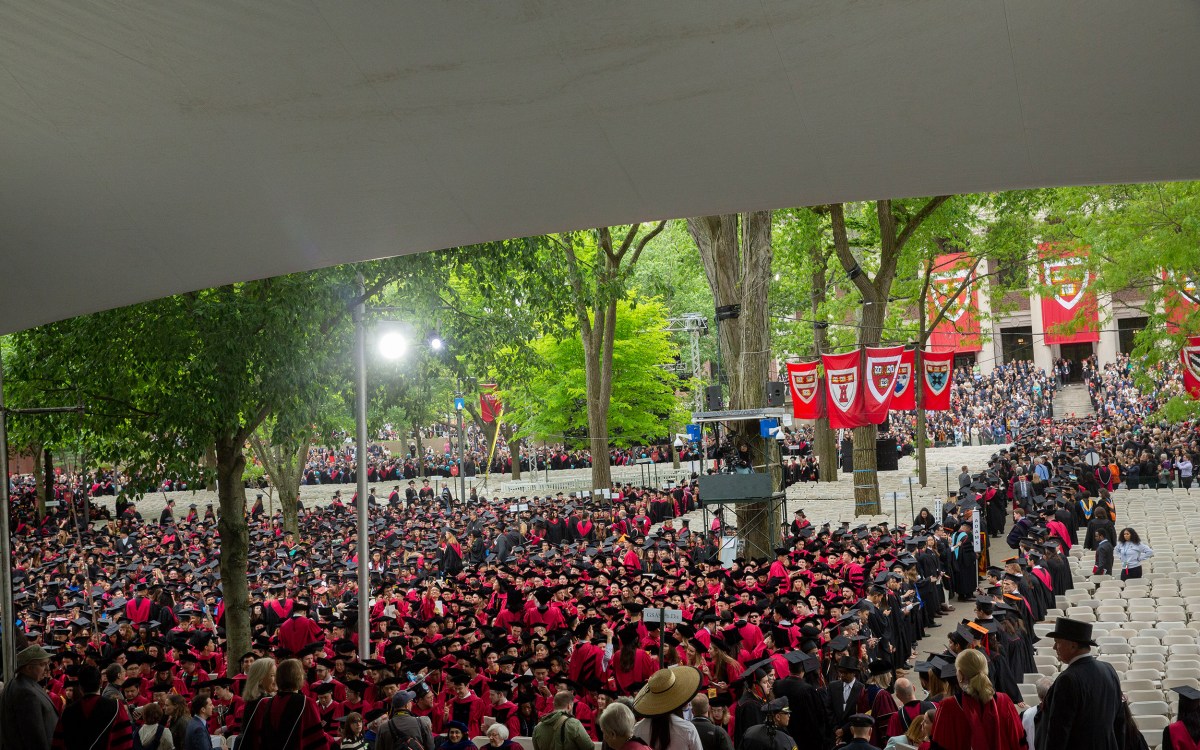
[5,373,1200,749]
[5,416,1143,750]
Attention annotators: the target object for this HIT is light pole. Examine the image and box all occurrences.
[455,385,465,507]
[0,353,14,683]
[352,274,370,662]
[353,297,435,660]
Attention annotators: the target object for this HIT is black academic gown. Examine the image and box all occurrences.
[1035,655,1124,750]
[735,692,767,749]
[773,676,831,750]
[1045,555,1075,595]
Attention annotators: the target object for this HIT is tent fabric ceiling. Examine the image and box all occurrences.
[1,1,1198,334]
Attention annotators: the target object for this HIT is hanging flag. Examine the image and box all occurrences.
[785,362,823,420]
[928,252,982,353]
[1039,243,1099,344]
[822,350,865,429]
[862,345,904,423]
[891,348,916,411]
[1183,336,1200,399]
[479,383,503,423]
[1164,270,1198,333]
[921,349,954,410]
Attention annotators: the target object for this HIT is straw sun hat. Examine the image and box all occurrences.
[633,666,702,717]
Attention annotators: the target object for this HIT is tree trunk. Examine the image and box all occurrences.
[280,487,299,537]
[204,445,218,491]
[277,439,306,537]
[808,240,838,482]
[248,434,306,537]
[583,327,614,490]
[815,422,839,482]
[215,438,250,676]
[413,424,425,480]
[688,212,778,558]
[32,443,45,520]
[504,425,522,480]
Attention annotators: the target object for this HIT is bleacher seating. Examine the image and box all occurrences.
[1015,490,1200,749]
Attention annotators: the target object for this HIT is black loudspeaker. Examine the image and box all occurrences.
[765,381,786,407]
[840,439,854,473]
[705,385,724,411]
[876,437,899,471]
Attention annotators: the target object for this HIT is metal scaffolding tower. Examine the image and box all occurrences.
[665,313,708,411]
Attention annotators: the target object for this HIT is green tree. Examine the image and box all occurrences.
[4,268,388,673]
[827,197,951,514]
[552,224,667,489]
[502,299,684,452]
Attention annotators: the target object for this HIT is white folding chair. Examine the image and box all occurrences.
[1129,701,1170,717]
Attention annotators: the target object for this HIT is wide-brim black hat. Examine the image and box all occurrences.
[1045,616,1098,647]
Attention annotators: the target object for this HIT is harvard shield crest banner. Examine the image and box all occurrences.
[862,345,904,423]
[479,383,503,423]
[1164,269,1198,334]
[821,350,866,429]
[928,253,982,353]
[1039,243,1099,345]
[921,349,954,411]
[1183,336,1200,399]
[785,362,823,420]
[891,348,916,411]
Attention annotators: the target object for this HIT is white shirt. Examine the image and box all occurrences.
[1022,705,1038,747]
[634,714,703,750]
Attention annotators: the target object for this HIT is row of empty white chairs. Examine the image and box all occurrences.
[1015,493,1200,747]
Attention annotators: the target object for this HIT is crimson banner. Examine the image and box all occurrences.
[479,383,503,422]
[862,346,904,423]
[1039,243,1099,345]
[822,350,866,429]
[891,348,916,411]
[1183,336,1200,399]
[786,362,823,420]
[921,349,954,410]
[928,253,982,353]
[1164,270,1198,333]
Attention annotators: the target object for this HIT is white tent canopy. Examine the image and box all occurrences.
[2,1,1199,333]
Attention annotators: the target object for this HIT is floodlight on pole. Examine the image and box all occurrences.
[377,331,408,360]
[429,336,444,351]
